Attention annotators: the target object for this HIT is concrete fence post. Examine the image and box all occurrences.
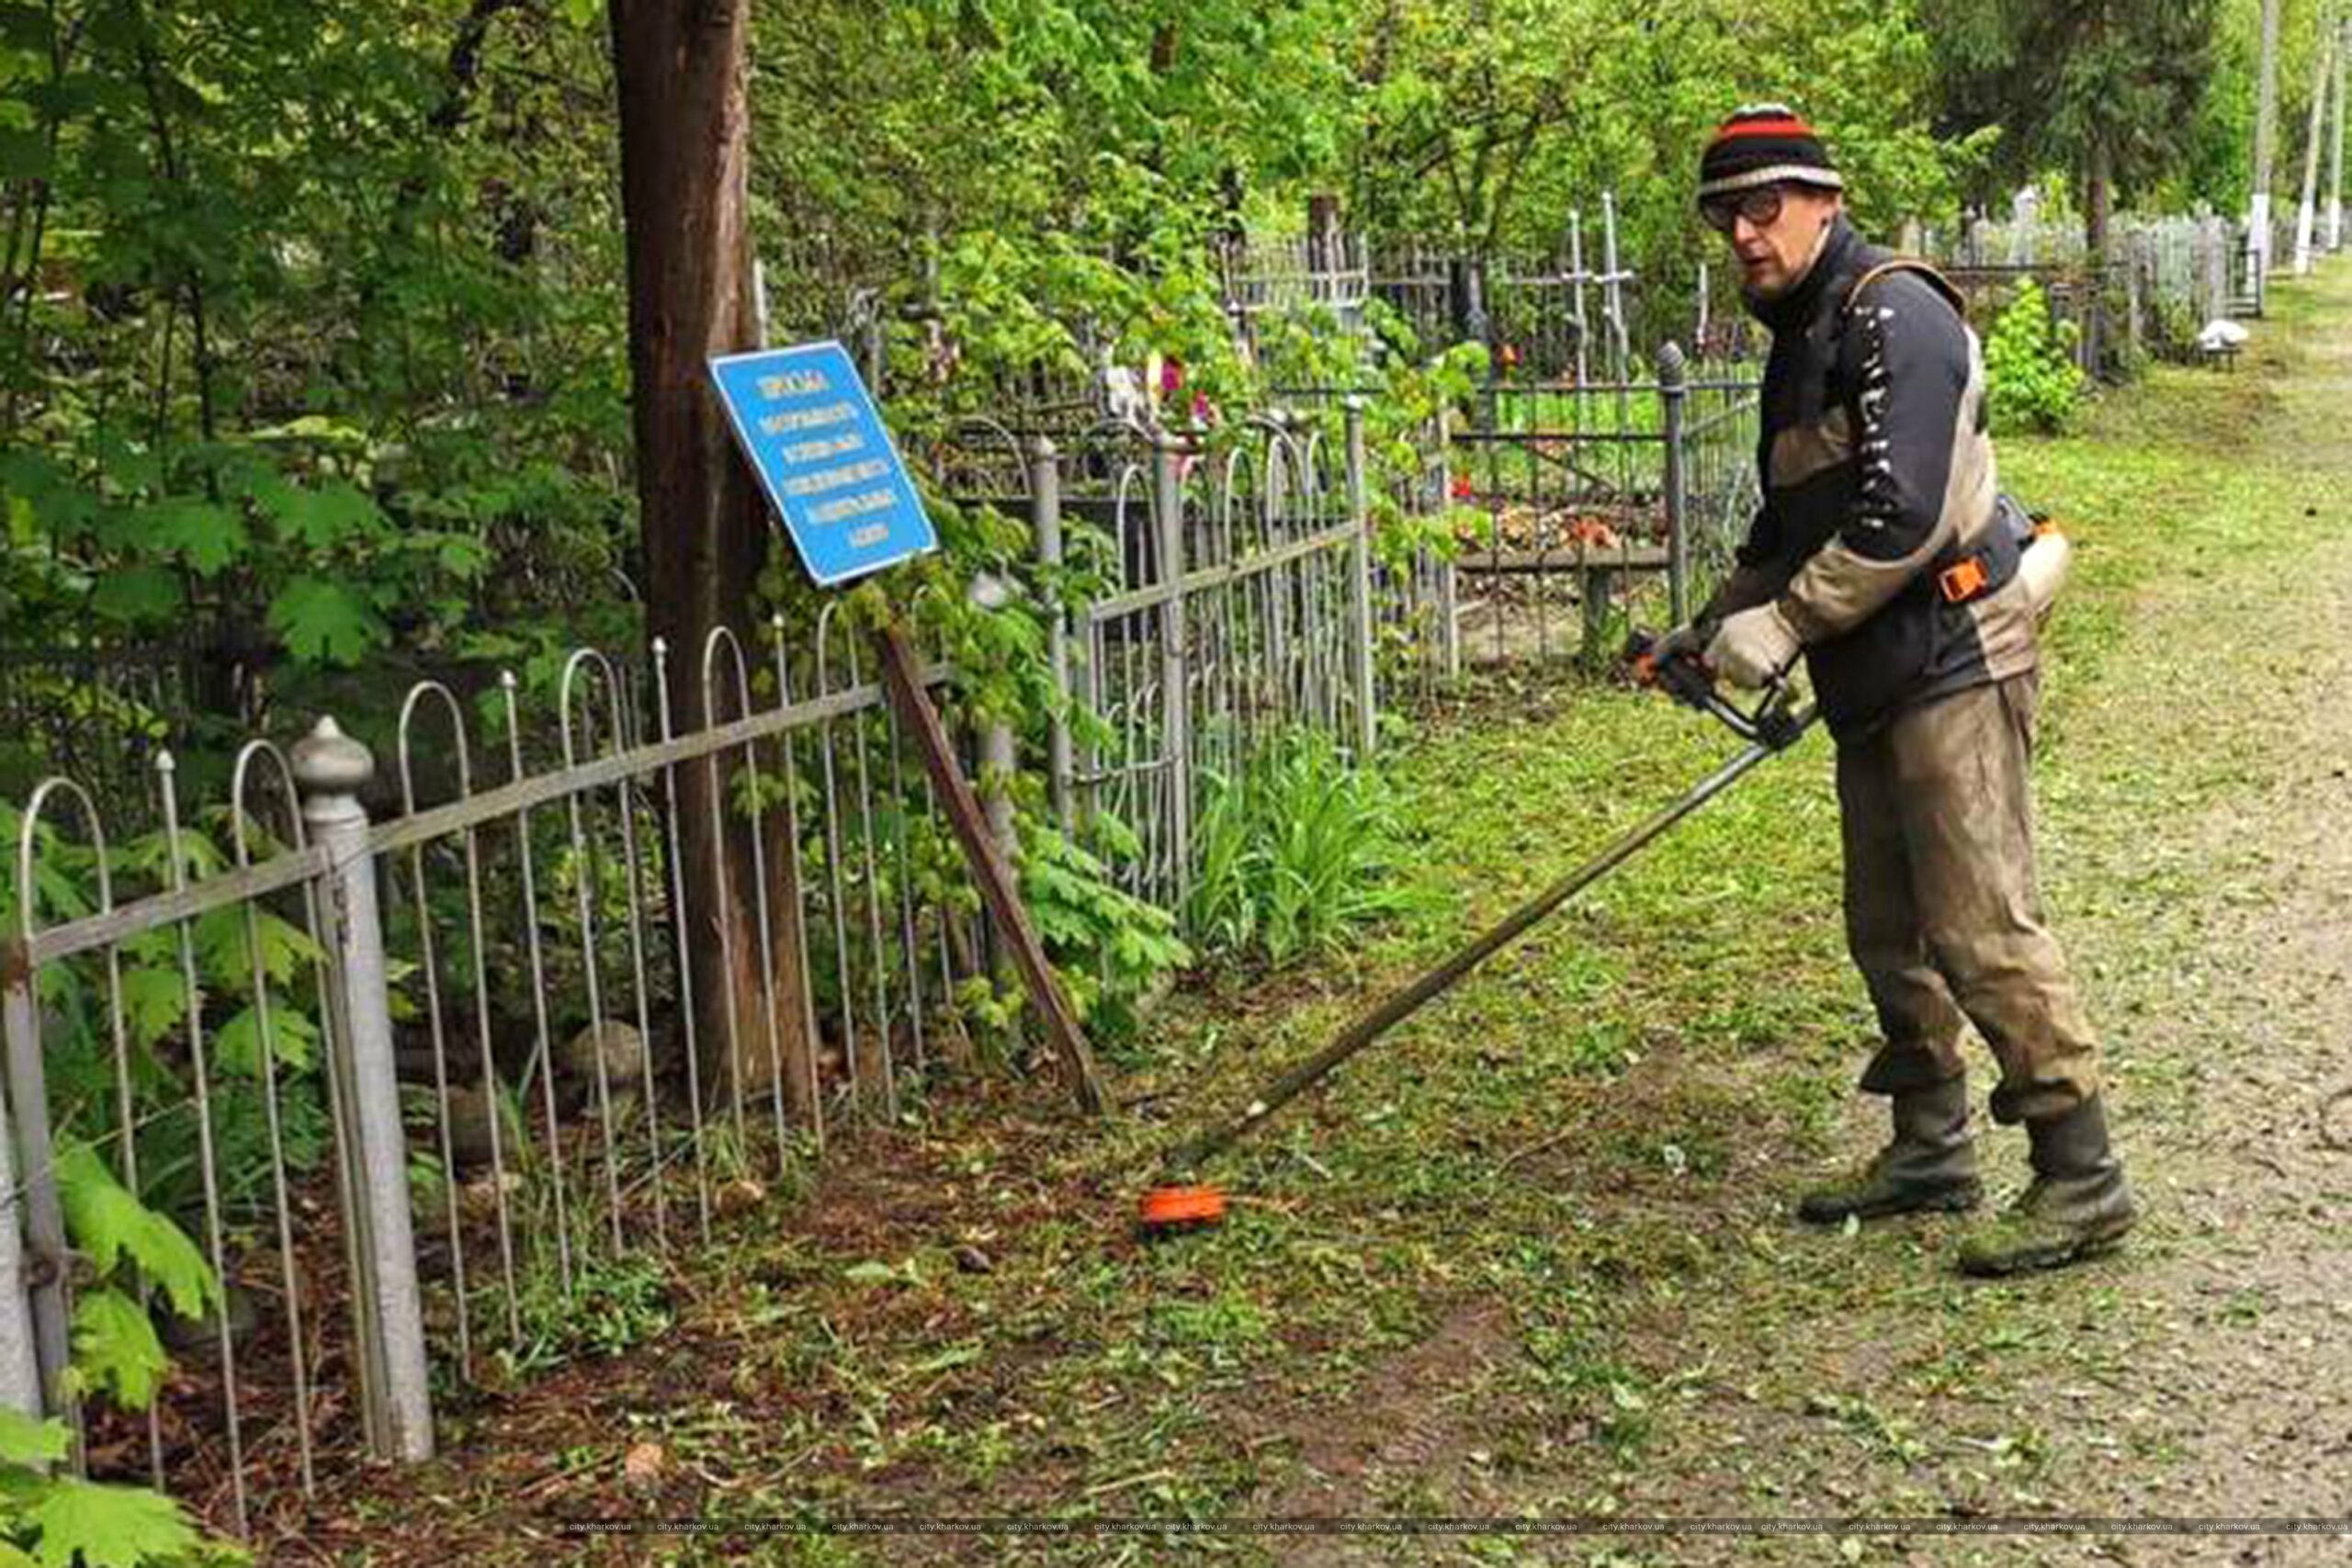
[0,969,53,1425]
[293,717,434,1462]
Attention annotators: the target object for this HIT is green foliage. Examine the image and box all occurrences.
[497,1252,675,1382]
[0,1146,240,1568]
[0,0,629,687]
[1017,819,1192,1042]
[0,1416,68,1473]
[2144,0,2261,215]
[66,1290,172,1415]
[1182,729,1407,965]
[2,803,327,1385]
[1927,0,2220,223]
[0,0,2267,750]
[54,1142,222,1411]
[55,1145,215,1322]
[1984,280,2088,434]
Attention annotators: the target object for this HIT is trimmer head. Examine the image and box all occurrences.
[1128,643,1816,1242]
[1136,1183,1227,1233]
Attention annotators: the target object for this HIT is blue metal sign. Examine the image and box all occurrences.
[707,340,937,588]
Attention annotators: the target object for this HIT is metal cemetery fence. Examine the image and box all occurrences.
[1916,213,2267,373]
[0,647,193,827]
[1447,345,1760,664]
[939,407,1380,910]
[0,354,1773,1528]
[0,617,989,1536]
[1363,208,1642,385]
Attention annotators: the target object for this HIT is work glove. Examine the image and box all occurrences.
[1704,602,1801,690]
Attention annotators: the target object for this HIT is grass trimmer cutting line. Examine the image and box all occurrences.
[1136,633,1818,1234]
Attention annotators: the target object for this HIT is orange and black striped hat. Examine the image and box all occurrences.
[1697,104,1843,203]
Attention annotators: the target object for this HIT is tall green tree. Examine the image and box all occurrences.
[1927,0,2222,258]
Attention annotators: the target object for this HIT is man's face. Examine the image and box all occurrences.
[1704,184,1843,299]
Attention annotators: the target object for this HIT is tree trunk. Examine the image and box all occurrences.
[609,0,817,1122]
[2293,14,2335,272]
[1306,191,1341,274]
[2254,0,2283,267]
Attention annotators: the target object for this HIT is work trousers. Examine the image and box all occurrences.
[1835,672,2101,1125]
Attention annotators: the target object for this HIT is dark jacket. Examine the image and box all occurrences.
[1711,217,2038,739]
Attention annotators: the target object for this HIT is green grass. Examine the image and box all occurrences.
[344,258,2352,1565]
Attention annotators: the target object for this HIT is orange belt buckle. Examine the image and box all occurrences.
[1938,557,1989,603]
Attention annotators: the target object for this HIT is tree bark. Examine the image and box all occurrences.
[2293,11,2335,271]
[609,0,816,1122]
[2254,0,2283,266]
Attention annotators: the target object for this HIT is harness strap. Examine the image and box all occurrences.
[1838,256,2013,604]
[1840,257,1966,321]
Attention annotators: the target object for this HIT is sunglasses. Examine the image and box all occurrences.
[1701,186,1785,234]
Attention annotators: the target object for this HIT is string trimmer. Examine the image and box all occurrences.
[1136,632,1818,1232]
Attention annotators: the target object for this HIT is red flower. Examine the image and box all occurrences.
[1159,355,1185,397]
[1450,475,1476,501]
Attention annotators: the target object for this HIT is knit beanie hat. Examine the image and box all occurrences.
[1696,104,1843,203]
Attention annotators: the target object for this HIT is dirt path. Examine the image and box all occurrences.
[1260,265,2352,1563]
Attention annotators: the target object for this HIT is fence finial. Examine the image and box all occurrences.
[291,716,374,797]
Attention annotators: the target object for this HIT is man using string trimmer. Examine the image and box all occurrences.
[1656,105,2135,1276]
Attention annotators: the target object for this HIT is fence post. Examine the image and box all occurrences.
[1343,397,1378,761]
[2208,218,2229,321]
[971,576,1020,861]
[1657,342,1691,626]
[1030,436,1076,831]
[862,308,887,399]
[0,959,53,1422]
[293,717,434,1463]
[1434,404,1462,681]
[2082,267,2105,379]
[1152,433,1193,897]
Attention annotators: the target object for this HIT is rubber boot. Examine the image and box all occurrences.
[1797,1077,1983,1224]
[1957,1095,2137,1277]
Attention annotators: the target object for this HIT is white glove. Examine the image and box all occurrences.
[1704,602,1801,690]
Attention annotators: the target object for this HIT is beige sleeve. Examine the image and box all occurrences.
[1700,561,1790,628]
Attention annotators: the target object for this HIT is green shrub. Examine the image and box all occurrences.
[1183,731,1405,966]
[0,1404,236,1567]
[9,1148,243,1567]
[1017,818,1192,1043]
[1984,280,2089,434]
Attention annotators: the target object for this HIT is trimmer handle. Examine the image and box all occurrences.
[1624,629,1809,751]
